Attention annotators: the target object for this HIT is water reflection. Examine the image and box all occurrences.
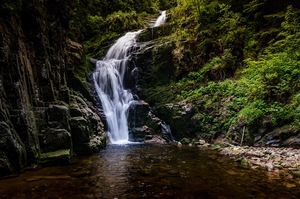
[0,144,299,198]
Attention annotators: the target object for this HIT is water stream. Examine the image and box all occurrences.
[0,144,299,198]
[93,11,167,144]
[154,10,167,27]
[93,30,142,144]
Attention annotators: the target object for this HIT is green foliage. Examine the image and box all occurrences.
[268,6,300,58]
[70,0,162,56]
[238,100,266,125]
[145,0,300,142]
[106,11,140,34]
[243,53,300,102]
[0,0,22,14]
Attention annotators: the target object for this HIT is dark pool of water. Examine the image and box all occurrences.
[0,144,299,199]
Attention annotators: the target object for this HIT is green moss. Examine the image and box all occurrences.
[291,171,300,178]
[40,149,71,159]
[0,0,22,14]
[39,150,71,166]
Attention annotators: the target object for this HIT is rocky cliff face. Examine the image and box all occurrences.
[0,0,105,176]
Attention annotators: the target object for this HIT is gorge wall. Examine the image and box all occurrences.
[0,0,106,176]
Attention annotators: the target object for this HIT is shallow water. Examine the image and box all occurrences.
[0,144,299,199]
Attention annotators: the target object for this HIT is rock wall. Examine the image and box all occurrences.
[0,0,105,176]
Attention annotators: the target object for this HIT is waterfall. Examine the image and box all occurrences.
[154,10,167,27]
[93,11,169,144]
[93,30,142,144]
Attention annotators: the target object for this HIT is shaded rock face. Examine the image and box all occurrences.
[128,101,173,143]
[0,0,105,176]
[154,102,199,141]
[134,26,175,98]
[69,94,106,154]
[254,127,300,149]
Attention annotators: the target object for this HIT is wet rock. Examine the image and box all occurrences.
[154,102,197,140]
[41,129,72,153]
[144,135,166,144]
[180,138,190,145]
[128,100,173,143]
[255,126,300,148]
[137,24,173,42]
[69,94,106,155]
[199,139,206,145]
[194,142,201,146]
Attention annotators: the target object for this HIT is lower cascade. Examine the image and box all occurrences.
[93,30,142,144]
[154,10,166,27]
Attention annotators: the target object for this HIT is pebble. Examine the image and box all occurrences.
[219,145,300,179]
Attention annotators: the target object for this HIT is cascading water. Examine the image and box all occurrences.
[93,30,142,144]
[152,10,167,38]
[93,11,169,144]
[154,10,167,27]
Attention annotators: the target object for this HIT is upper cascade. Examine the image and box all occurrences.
[93,30,142,144]
[154,10,167,27]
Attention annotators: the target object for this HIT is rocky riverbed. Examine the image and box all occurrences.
[220,146,300,181]
[177,139,300,184]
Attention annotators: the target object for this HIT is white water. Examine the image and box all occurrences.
[154,10,167,27]
[93,30,142,144]
[93,11,167,144]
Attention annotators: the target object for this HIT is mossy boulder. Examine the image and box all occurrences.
[39,149,71,166]
[40,129,72,153]
[70,117,90,143]
[128,100,173,143]
[180,138,190,145]
[137,24,173,42]
[154,102,198,141]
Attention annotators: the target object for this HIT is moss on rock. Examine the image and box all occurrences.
[39,149,71,166]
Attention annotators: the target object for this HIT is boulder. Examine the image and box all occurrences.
[39,149,71,166]
[154,102,197,140]
[128,100,173,143]
[41,129,72,153]
[47,105,70,131]
[70,117,90,143]
[255,126,300,148]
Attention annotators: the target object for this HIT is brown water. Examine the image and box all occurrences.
[0,144,299,199]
